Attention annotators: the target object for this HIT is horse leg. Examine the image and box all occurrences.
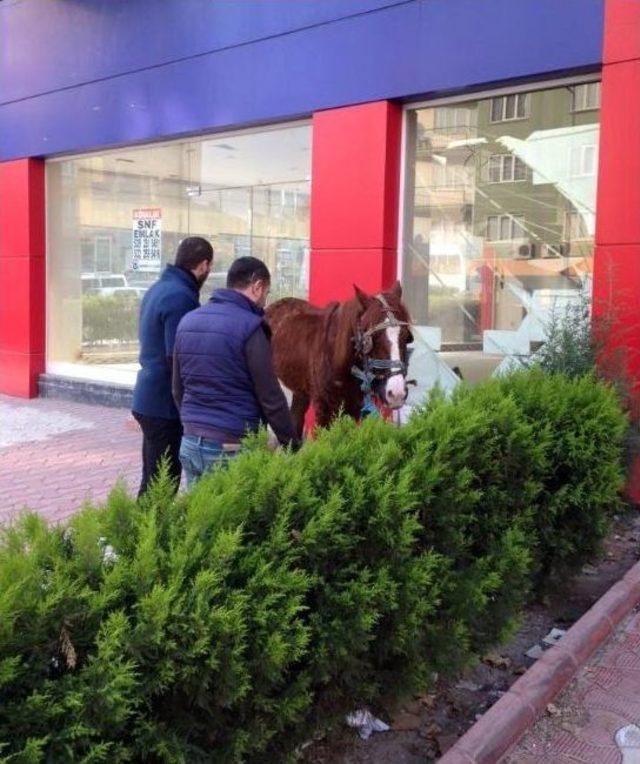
[313,398,339,429]
[290,392,310,441]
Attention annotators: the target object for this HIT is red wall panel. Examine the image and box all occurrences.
[0,351,45,398]
[0,159,46,397]
[596,0,640,500]
[593,244,640,389]
[604,0,640,63]
[0,160,45,258]
[309,101,402,305]
[595,59,640,246]
[0,256,46,354]
[309,248,398,304]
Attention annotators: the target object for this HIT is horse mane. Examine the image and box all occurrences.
[331,297,364,374]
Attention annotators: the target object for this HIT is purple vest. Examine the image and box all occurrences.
[175,289,265,438]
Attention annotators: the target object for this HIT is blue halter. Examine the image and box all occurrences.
[351,365,381,419]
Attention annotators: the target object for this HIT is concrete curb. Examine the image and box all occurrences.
[439,559,640,764]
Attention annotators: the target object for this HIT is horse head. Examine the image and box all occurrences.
[352,281,414,410]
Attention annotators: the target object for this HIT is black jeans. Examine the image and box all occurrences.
[132,412,183,498]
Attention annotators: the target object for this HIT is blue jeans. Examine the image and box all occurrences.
[179,435,237,488]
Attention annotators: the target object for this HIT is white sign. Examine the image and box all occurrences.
[132,208,162,272]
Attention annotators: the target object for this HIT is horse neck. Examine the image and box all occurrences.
[331,298,368,376]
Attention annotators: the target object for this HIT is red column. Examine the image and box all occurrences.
[0,159,46,397]
[309,101,402,305]
[304,101,402,431]
[479,244,497,333]
[594,0,640,497]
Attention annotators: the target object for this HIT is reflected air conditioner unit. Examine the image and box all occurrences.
[516,242,535,259]
[542,243,566,258]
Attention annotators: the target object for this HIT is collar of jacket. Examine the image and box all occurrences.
[161,264,200,294]
[210,288,265,318]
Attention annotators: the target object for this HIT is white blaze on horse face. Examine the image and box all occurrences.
[384,326,407,409]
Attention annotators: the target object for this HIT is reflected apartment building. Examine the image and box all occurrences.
[403,84,600,383]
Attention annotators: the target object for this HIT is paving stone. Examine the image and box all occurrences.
[509,610,640,762]
[0,395,141,523]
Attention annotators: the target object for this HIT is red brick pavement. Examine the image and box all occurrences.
[506,609,640,763]
[0,395,141,525]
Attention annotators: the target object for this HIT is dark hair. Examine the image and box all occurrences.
[174,237,213,271]
[226,256,271,289]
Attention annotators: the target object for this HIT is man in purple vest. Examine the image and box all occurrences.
[173,256,300,486]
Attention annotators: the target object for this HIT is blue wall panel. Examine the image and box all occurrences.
[0,0,604,161]
[0,0,409,104]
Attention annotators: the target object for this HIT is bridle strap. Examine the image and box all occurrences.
[360,294,410,343]
[375,293,397,321]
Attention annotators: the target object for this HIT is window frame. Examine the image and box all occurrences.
[487,153,529,183]
[489,93,530,123]
[569,144,598,178]
[564,210,594,242]
[430,160,467,189]
[486,214,526,242]
[94,236,113,273]
[433,106,478,131]
[572,82,601,113]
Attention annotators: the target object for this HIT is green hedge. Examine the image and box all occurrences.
[401,381,544,654]
[0,371,627,762]
[82,293,139,344]
[496,370,627,581]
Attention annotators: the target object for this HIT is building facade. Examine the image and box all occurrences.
[0,0,638,407]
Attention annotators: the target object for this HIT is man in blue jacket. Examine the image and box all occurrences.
[173,256,299,486]
[132,236,213,496]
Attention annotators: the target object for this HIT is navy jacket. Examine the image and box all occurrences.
[132,265,200,419]
[174,289,267,438]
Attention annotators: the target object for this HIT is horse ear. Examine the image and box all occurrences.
[353,284,370,309]
[389,280,403,299]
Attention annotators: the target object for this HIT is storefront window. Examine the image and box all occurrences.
[402,82,599,396]
[47,124,311,383]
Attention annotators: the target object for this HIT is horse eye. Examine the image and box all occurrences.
[406,331,414,345]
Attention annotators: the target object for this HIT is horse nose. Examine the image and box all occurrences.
[385,374,407,409]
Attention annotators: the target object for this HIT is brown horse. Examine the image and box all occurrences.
[266,281,413,438]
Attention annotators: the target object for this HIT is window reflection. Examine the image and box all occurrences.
[47,124,311,383]
[403,83,599,389]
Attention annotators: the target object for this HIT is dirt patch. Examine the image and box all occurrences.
[303,510,640,763]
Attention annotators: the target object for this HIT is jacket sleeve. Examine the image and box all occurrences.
[172,349,184,410]
[164,293,198,359]
[244,326,301,449]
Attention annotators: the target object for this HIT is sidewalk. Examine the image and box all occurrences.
[0,395,141,525]
[505,608,640,763]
